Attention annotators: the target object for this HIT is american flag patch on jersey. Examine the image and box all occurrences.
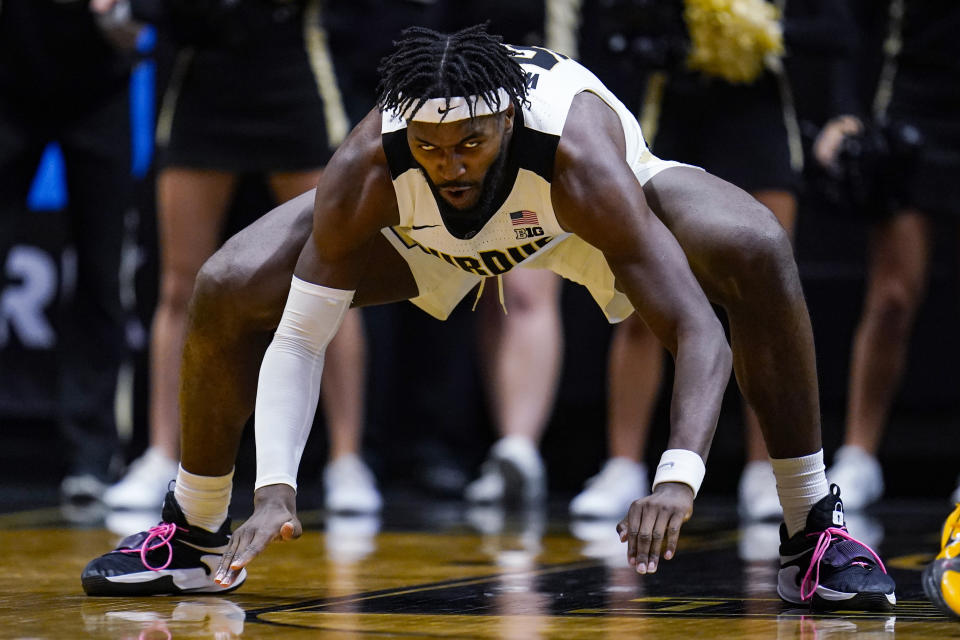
[510,210,539,226]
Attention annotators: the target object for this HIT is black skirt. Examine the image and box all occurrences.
[156,0,347,172]
[646,71,801,194]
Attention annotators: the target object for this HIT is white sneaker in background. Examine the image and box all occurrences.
[826,445,884,510]
[103,447,179,510]
[323,454,382,514]
[738,460,782,521]
[61,473,108,504]
[569,457,648,519]
[464,460,506,504]
[465,436,546,505]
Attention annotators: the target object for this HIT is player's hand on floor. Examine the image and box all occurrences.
[215,484,302,586]
[616,482,694,574]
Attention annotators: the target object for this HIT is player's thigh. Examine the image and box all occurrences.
[641,166,790,297]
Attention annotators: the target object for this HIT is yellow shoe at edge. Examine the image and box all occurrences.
[923,503,960,619]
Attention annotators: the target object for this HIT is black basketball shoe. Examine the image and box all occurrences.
[82,491,245,596]
[777,485,896,611]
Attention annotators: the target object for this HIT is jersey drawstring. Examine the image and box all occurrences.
[471,275,508,315]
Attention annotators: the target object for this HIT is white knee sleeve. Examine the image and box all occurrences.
[254,276,354,491]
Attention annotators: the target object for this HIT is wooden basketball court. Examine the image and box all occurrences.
[0,496,955,638]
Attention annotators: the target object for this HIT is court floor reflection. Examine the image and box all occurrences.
[0,497,955,639]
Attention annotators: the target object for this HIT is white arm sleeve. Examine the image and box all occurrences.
[254,276,354,491]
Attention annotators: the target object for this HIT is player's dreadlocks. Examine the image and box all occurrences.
[376,24,529,121]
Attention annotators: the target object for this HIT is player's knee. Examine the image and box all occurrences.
[715,211,796,300]
[194,247,291,330]
[192,250,248,314]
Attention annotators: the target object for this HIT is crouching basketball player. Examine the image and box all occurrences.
[82,25,895,611]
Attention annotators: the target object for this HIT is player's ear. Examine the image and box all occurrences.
[503,103,515,133]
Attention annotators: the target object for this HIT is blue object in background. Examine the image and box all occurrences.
[26,25,157,210]
[26,144,67,212]
[131,25,157,178]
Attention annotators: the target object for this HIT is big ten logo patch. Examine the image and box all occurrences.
[514,226,545,240]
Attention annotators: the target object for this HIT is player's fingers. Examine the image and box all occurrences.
[216,526,253,584]
[645,510,671,573]
[219,528,272,587]
[617,519,628,543]
[663,510,685,561]
[622,504,645,566]
[231,528,273,571]
[215,530,244,581]
[633,507,657,574]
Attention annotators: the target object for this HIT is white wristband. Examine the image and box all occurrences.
[651,449,706,498]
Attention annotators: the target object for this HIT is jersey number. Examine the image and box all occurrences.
[506,45,568,71]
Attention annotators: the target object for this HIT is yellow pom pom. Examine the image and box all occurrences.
[683,0,784,84]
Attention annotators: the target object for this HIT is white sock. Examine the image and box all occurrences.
[770,450,829,537]
[174,465,233,533]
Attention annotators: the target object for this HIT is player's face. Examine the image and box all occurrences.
[407,105,514,211]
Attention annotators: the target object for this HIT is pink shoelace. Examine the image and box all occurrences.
[800,526,887,601]
[119,523,183,571]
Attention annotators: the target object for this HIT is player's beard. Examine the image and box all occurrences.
[424,140,510,223]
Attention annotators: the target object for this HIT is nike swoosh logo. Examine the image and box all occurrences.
[411,224,441,230]
[657,462,675,471]
[780,550,808,564]
[181,540,227,554]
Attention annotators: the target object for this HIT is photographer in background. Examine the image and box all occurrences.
[814,0,960,509]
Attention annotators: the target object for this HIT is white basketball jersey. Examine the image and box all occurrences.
[379,46,678,321]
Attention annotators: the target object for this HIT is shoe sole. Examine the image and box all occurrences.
[778,572,896,612]
[922,558,960,619]
[82,572,246,597]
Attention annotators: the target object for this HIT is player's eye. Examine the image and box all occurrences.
[462,140,480,149]
[418,144,436,151]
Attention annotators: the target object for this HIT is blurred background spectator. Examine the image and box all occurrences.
[0,0,139,508]
[98,0,377,517]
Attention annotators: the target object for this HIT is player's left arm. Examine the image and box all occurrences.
[216,112,398,586]
[551,92,732,573]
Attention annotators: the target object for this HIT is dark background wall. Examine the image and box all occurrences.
[1,4,957,501]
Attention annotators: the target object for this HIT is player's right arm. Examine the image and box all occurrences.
[215,110,399,587]
[551,92,732,574]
